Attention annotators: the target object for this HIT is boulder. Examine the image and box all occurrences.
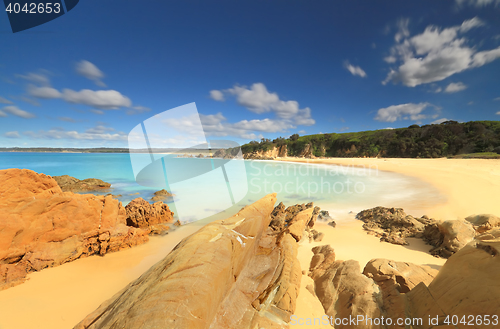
[150,189,174,202]
[52,175,111,192]
[318,210,333,222]
[465,214,500,233]
[356,207,435,245]
[406,238,500,327]
[0,169,150,290]
[74,194,307,329]
[424,220,476,258]
[308,246,382,328]
[125,198,174,229]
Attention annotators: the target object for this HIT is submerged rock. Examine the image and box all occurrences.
[52,175,111,192]
[150,189,174,202]
[0,169,150,290]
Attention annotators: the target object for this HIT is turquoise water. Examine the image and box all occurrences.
[0,152,441,222]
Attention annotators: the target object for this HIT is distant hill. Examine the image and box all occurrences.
[240,120,500,159]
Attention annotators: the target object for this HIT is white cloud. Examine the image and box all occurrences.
[494,97,500,101]
[395,18,410,43]
[444,82,467,93]
[431,117,450,124]
[496,111,500,115]
[58,117,77,122]
[1,106,36,119]
[28,85,62,99]
[456,0,500,7]
[209,90,225,101]
[75,60,106,87]
[375,102,432,122]
[90,109,105,115]
[126,105,151,115]
[384,17,500,87]
[4,131,20,138]
[23,126,127,141]
[213,83,315,125]
[344,61,367,78]
[0,110,6,117]
[0,96,13,104]
[62,89,131,109]
[16,72,50,86]
[206,83,315,139]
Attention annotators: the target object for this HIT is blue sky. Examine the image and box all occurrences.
[1,0,500,148]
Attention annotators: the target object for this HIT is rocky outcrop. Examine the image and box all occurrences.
[406,237,500,327]
[422,219,476,258]
[150,189,174,202]
[125,198,174,234]
[309,247,440,329]
[465,214,500,233]
[52,175,111,192]
[298,143,315,158]
[243,144,288,160]
[74,194,315,329]
[356,207,434,246]
[0,169,151,290]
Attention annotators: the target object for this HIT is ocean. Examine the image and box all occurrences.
[0,152,442,222]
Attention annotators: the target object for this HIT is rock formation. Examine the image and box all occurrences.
[52,175,111,192]
[125,198,174,234]
[422,219,476,258]
[356,207,434,246]
[243,144,288,160]
[465,213,500,233]
[74,194,319,329]
[309,246,440,329]
[0,169,157,290]
[150,188,174,202]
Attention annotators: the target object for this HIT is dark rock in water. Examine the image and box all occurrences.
[309,229,324,242]
[125,198,174,230]
[328,221,336,228]
[150,189,174,202]
[53,175,111,192]
[74,194,313,329]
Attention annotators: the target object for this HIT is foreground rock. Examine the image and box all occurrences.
[422,219,475,258]
[310,236,500,328]
[75,194,317,329]
[0,169,151,290]
[52,175,111,192]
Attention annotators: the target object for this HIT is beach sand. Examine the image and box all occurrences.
[0,158,498,328]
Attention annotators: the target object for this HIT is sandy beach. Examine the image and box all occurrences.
[0,158,498,328]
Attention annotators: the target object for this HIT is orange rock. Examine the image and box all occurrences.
[0,169,150,290]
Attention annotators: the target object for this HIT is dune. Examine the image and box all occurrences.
[0,158,498,328]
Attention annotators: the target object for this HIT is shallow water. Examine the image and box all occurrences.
[0,152,444,221]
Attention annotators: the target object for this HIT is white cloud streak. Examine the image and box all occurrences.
[384,17,500,87]
[0,96,13,104]
[375,102,433,122]
[444,82,468,93]
[1,106,36,119]
[344,61,367,78]
[75,60,106,87]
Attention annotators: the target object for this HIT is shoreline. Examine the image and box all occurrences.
[0,158,498,328]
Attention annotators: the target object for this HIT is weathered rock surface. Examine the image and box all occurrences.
[465,213,500,233]
[0,169,150,290]
[52,175,111,192]
[423,219,476,258]
[406,238,500,328]
[243,144,287,160]
[125,198,174,230]
[356,207,433,245]
[150,188,174,202]
[308,246,383,328]
[75,194,312,329]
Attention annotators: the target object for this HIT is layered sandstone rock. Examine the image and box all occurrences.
[243,144,287,160]
[52,175,111,192]
[465,214,500,233]
[406,238,500,328]
[75,194,313,329]
[0,169,150,290]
